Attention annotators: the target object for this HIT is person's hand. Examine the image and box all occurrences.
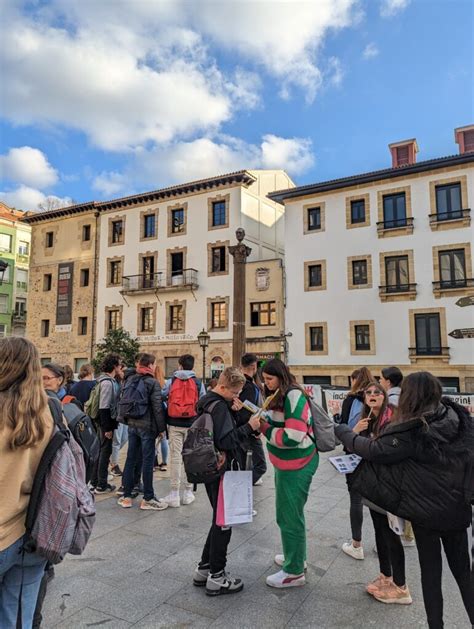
[158,432,166,441]
[104,431,113,439]
[248,414,261,430]
[353,418,370,434]
[231,397,244,411]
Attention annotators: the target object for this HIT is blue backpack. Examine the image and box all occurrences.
[119,375,149,420]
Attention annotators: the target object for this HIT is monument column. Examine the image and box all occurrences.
[228,228,251,367]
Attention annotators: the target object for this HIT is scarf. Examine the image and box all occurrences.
[136,365,155,377]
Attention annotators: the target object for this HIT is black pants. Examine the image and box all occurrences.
[348,487,363,542]
[370,509,406,587]
[413,524,474,629]
[90,428,113,488]
[243,436,267,484]
[200,479,232,574]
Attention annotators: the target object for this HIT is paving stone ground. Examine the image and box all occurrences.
[42,450,471,628]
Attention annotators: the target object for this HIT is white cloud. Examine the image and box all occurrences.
[260,135,315,173]
[363,43,379,59]
[380,0,411,17]
[0,185,72,211]
[0,146,58,188]
[93,171,130,197]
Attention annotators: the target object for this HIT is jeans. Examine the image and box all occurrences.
[348,488,363,543]
[123,427,155,501]
[0,536,47,629]
[413,524,474,629]
[242,435,267,484]
[168,426,192,491]
[111,424,128,466]
[158,437,169,465]
[91,428,113,488]
[370,509,406,587]
[200,480,232,574]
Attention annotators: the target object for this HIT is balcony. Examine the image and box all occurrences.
[12,311,27,324]
[376,217,414,237]
[16,281,28,292]
[429,208,470,230]
[409,346,450,360]
[433,277,474,298]
[16,253,29,264]
[379,283,417,301]
[121,269,198,295]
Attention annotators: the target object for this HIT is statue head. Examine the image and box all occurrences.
[236,227,245,242]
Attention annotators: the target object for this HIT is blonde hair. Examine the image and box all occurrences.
[154,363,166,388]
[218,367,246,390]
[0,337,51,450]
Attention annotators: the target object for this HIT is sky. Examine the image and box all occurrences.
[0,0,473,211]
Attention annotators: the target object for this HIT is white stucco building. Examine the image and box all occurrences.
[269,125,474,392]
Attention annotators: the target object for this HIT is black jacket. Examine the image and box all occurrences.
[236,375,261,431]
[119,373,166,437]
[197,391,253,470]
[335,398,474,531]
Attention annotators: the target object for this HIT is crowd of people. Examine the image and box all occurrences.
[0,335,472,629]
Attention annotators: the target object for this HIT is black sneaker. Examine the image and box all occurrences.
[116,485,139,498]
[110,464,122,477]
[94,483,116,494]
[206,570,244,596]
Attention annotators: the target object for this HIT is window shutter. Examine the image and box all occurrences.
[463,130,474,152]
[396,145,409,166]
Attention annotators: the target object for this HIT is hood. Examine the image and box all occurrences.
[196,390,229,413]
[173,370,197,380]
[387,387,401,398]
[418,398,474,463]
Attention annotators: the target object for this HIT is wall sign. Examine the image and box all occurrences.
[56,262,74,326]
[255,268,270,291]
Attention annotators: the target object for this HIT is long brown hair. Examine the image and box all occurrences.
[350,367,373,394]
[262,358,304,409]
[154,363,166,388]
[396,372,442,423]
[362,382,389,437]
[0,337,51,450]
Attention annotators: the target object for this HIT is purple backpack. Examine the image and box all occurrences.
[23,405,96,564]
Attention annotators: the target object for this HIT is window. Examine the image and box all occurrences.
[15,298,26,317]
[352,260,368,285]
[171,208,185,233]
[350,199,366,224]
[385,255,409,290]
[438,377,460,393]
[309,326,324,351]
[171,252,184,277]
[43,274,52,291]
[143,214,156,239]
[415,313,442,355]
[0,324,6,338]
[18,240,29,255]
[109,260,121,285]
[41,319,50,338]
[250,301,276,327]
[165,356,180,377]
[211,301,227,329]
[111,220,123,244]
[212,200,226,227]
[307,207,321,231]
[211,246,226,273]
[0,234,12,252]
[169,305,184,331]
[308,264,322,287]
[82,225,91,241]
[355,324,370,351]
[141,256,155,288]
[107,309,120,331]
[45,232,54,248]
[16,269,28,290]
[80,268,90,287]
[140,307,154,332]
[438,249,466,288]
[0,294,8,313]
[74,358,88,373]
[383,193,407,228]
[0,263,10,283]
[78,317,88,335]
[303,375,332,385]
[435,183,462,220]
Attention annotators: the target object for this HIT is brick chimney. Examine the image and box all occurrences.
[454,124,474,154]
[389,139,418,168]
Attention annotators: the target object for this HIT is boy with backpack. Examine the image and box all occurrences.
[117,353,168,510]
[162,354,206,508]
[192,368,261,596]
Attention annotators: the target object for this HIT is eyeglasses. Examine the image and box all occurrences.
[365,389,383,396]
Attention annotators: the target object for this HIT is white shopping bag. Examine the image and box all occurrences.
[216,470,253,526]
[387,512,405,535]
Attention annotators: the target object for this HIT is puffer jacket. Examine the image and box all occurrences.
[119,374,165,437]
[335,398,474,531]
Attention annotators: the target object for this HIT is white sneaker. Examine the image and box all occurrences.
[342,541,364,560]
[401,537,416,547]
[182,490,195,505]
[266,569,305,589]
[163,491,180,508]
[140,497,168,511]
[274,554,307,571]
[253,478,263,486]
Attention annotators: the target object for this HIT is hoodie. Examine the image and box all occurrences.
[163,370,206,428]
[387,386,401,407]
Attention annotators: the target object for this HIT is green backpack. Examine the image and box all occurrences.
[84,382,101,420]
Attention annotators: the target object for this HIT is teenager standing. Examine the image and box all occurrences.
[258,359,317,588]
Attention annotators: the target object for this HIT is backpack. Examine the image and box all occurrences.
[307,396,337,453]
[168,377,199,419]
[84,375,113,420]
[54,399,100,483]
[23,402,96,564]
[182,400,224,484]
[118,375,149,420]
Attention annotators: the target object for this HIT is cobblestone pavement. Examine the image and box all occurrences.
[42,450,471,628]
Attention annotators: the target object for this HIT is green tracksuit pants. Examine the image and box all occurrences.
[274,453,319,575]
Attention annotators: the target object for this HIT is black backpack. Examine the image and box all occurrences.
[182,401,224,484]
[119,375,149,420]
[48,397,100,483]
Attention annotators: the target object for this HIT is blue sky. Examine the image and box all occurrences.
[0,0,472,211]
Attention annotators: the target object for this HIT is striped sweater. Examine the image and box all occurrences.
[261,389,316,471]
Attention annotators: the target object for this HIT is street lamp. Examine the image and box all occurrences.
[0,261,8,285]
[197,328,210,383]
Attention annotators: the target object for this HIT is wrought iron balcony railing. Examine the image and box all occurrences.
[433,278,474,291]
[121,269,198,294]
[429,208,470,223]
[379,283,417,295]
[409,346,450,358]
[376,217,414,231]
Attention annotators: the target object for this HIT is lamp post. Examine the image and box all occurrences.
[0,261,8,285]
[197,328,210,384]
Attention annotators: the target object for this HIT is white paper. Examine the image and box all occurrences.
[387,512,405,536]
[222,470,253,525]
[329,454,362,474]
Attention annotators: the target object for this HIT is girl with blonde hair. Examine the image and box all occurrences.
[0,337,54,627]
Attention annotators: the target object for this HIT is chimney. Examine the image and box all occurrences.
[389,139,418,168]
[454,124,474,154]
